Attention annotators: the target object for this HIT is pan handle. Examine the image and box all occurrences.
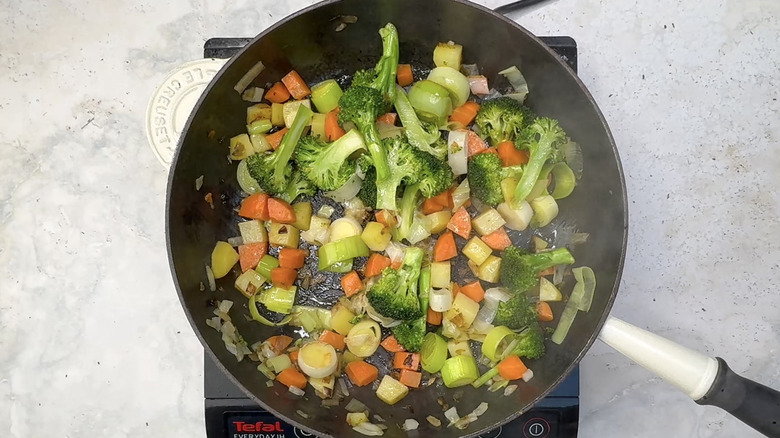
[494,0,551,15]
[599,316,780,437]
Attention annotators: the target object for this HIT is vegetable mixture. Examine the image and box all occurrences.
[206,23,596,434]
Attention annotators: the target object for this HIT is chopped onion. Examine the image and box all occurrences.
[504,384,519,396]
[317,205,335,218]
[344,198,369,222]
[295,409,309,418]
[195,175,204,191]
[402,419,419,431]
[322,398,340,408]
[384,241,407,265]
[353,422,384,436]
[484,287,512,305]
[447,130,468,176]
[451,178,470,210]
[472,402,489,416]
[324,173,363,202]
[205,265,216,291]
[498,66,529,102]
[241,87,264,102]
[288,386,305,397]
[338,378,350,398]
[429,287,453,312]
[454,413,478,430]
[218,300,234,313]
[372,414,385,423]
[426,416,442,427]
[345,398,367,413]
[444,407,460,425]
[234,61,265,94]
[474,300,498,325]
[488,378,509,392]
[521,368,534,382]
[206,316,222,331]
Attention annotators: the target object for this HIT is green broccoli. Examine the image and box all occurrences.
[500,246,575,293]
[277,170,316,203]
[246,105,314,196]
[474,97,535,146]
[493,292,538,330]
[467,152,523,207]
[372,136,437,211]
[393,85,446,159]
[395,151,453,241]
[512,117,568,204]
[367,246,424,321]
[391,265,431,352]
[357,165,377,209]
[294,130,367,191]
[512,323,546,359]
[350,23,400,106]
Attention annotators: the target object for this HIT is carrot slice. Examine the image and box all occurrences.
[392,352,420,371]
[466,130,488,157]
[536,301,554,322]
[266,335,294,353]
[422,197,446,215]
[426,307,443,325]
[238,242,269,272]
[497,140,529,166]
[281,70,311,100]
[270,267,297,289]
[497,354,528,381]
[267,198,297,224]
[238,193,270,220]
[397,64,414,87]
[481,227,512,251]
[265,81,291,104]
[429,189,451,209]
[446,207,471,239]
[266,128,289,150]
[390,259,402,270]
[398,369,422,388]
[345,360,379,387]
[365,253,391,278]
[381,335,406,353]
[325,109,346,141]
[433,231,457,262]
[276,367,307,389]
[449,101,480,127]
[376,113,398,125]
[451,283,461,298]
[278,248,307,269]
[340,270,363,297]
[319,330,346,350]
[289,350,299,363]
[459,280,485,303]
[375,210,398,229]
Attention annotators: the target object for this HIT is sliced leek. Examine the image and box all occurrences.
[345,320,381,357]
[318,236,369,271]
[481,326,514,362]
[571,266,596,312]
[441,355,479,388]
[298,341,338,378]
[249,294,292,326]
[420,333,448,373]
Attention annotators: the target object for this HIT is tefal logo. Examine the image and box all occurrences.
[233,421,285,432]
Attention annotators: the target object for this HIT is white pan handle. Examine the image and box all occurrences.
[598,316,719,400]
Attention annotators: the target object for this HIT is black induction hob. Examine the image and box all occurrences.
[202,36,580,438]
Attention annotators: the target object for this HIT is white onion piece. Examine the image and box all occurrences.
[484,287,512,305]
[218,300,234,313]
[384,241,407,265]
[444,407,460,425]
[498,66,529,102]
[402,419,419,431]
[504,384,519,396]
[475,302,498,325]
[242,87,265,102]
[195,175,204,191]
[472,402,489,417]
[447,130,468,176]
[353,422,384,436]
[298,341,338,378]
[324,173,363,202]
[289,386,305,396]
[234,61,265,94]
[521,368,534,382]
[470,318,494,335]
[451,178,470,211]
[429,288,453,312]
[205,265,216,291]
[345,398,367,413]
[317,205,335,218]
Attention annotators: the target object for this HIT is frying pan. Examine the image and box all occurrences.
[165,0,780,436]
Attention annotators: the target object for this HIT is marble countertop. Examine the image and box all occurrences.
[1,0,778,436]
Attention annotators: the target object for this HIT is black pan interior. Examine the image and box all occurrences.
[166,0,627,436]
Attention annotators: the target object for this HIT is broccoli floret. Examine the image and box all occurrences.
[372,136,425,211]
[246,106,314,196]
[367,247,424,321]
[500,246,575,293]
[294,130,367,191]
[512,117,568,204]
[512,323,546,359]
[393,85,446,159]
[493,292,538,330]
[395,153,452,241]
[357,165,377,209]
[277,170,315,203]
[350,23,400,106]
[391,265,431,352]
[339,86,391,182]
[467,153,524,207]
[474,97,535,146]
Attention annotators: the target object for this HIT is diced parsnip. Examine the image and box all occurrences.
[447,130,468,176]
[267,353,292,373]
[292,202,313,231]
[311,113,327,140]
[346,412,369,427]
[376,375,409,405]
[433,41,463,70]
[472,209,506,236]
[530,195,559,228]
[250,133,272,153]
[426,210,452,234]
[247,103,272,124]
[282,99,312,128]
[361,222,392,252]
[406,214,431,244]
[310,375,336,398]
[301,216,331,245]
[229,134,255,160]
[539,277,563,302]
[330,304,357,336]
[445,293,480,329]
[235,269,266,297]
[532,236,549,252]
[477,255,501,283]
[271,103,285,127]
[462,237,492,265]
[501,177,518,204]
[431,261,451,289]
[238,220,267,244]
[269,223,300,248]
[447,339,472,357]
[211,241,240,279]
[329,217,363,241]
[497,201,534,231]
[526,179,548,202]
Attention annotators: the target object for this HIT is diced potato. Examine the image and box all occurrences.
[292,202,313,231]
[472,209,506,236]
[500,177,518,204]
[426,210,452,234]
[533,236,549,252]
[269,222,300,248]
[433,41,463,70]
[445,293,480,329]
[330,304,357,336]
[530,195,559,228]
[539,277,563,301]
[271,103,285,127]
[497,201,533,231]
[431,261,451,289]
[301,216,331,245]
[347,412,369,426]
[447,339,472,357]
[229,134,255,160]
[361,221,392,252]
[211,241,239,279]
[477,255,501,283]
[234,269,266,298]
[283,99,312,128]
[376,375,409,405]
[311,113,327,140]
[238,219,267,244]
[462,237,492,265]
[247,103,272,124]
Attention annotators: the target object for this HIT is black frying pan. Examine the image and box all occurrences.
[165,0,780,436]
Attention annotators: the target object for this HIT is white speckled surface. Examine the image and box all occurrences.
[1,0,778,437]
